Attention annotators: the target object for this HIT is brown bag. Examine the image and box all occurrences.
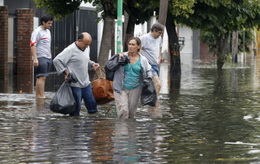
[92,68,114,104]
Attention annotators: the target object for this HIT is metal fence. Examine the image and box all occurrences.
[44,9,98,92]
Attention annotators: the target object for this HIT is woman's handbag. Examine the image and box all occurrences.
[92,68,114,104]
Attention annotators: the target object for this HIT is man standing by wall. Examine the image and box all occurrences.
[30,15,53,98]
[139,22,165,97]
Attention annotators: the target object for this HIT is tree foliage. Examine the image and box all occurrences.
[34,0,89,20]
[177,0,260,34]
[175,0,260,69]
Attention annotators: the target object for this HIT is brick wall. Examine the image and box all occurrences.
[0,6,8,93]
[16,8,34,93]
[200,43,217,63]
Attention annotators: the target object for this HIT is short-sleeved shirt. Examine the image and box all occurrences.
[30,26,52,59]
[140,32,162,65]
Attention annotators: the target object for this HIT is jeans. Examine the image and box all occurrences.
[151,64,160,76]
[70,84,98,116]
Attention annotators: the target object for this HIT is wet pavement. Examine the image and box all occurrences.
[0,54,260,163]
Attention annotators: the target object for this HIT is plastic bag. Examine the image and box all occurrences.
[105,54,129,81]
[49,82,76,114]
[141,78,157,106]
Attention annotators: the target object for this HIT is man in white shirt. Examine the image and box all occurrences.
[30,15,53,98]
[140,22,164,97]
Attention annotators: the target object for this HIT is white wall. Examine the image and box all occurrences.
[33,17,39,30]
[0,0,3,6]
[179,26,193,54]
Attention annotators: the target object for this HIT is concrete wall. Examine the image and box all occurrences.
[179,26,193,54]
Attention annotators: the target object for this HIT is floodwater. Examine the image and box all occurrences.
[0,54,260,164]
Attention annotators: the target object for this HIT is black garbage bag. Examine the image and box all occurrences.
[49,82,76,114]
[105,54,130,81]
[141,78,157,107]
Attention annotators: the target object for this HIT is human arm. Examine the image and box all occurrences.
[53,47,72,75]
[158,36,164,64]
[158,47,164,64]
[30,29,39,67]
[142,56,153,79]
[31,46,38,67]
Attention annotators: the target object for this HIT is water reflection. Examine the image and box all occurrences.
[0,54,260,163]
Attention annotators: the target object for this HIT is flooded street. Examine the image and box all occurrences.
[1,54,260,163]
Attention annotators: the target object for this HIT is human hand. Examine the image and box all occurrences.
[64,71,69,82]
[159,58,164,64]
[92,63,100,70]
[33,58,39,67]
[118,52,124,58]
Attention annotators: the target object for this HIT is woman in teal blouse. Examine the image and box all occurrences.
[112,37,152,119]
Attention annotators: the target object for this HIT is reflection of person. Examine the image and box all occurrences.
[112,37,152,119]
[113,120,138,162]
[53,32,100,116]
[139,22,164,97]
[30,15,53,98]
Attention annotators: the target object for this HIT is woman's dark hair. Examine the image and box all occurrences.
[40,15,53,25]
[128,37,141,52]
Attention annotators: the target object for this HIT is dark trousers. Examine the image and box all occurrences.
[70,84,98,116]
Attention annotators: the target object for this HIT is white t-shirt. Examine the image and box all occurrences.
[140,32,162,65]
[30,26,52,59]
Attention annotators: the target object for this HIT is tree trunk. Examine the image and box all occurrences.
[98,17,115,67]
[123,11,129,51]
[216,35,228,70]
[158,0,168,26]
[123,15,135,51]
[166,13,181,75]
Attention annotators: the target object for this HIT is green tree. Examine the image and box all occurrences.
[34,0,85,20]
[177,0,260,69]
[123,0,155,51]
[166,0,195,76]
[122,0,195,77]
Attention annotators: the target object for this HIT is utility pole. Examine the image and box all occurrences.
[116,0,123,53]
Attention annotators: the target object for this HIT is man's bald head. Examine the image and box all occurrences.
[77,32,92,51]
[78,32,92,41]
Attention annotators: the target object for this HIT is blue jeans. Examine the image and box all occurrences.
[70,84,98,116]
[151,64,160,76]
